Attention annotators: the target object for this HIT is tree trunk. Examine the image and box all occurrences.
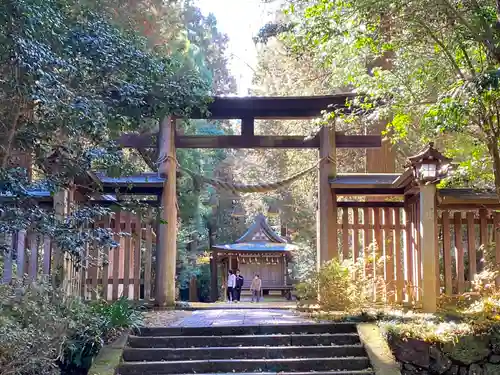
[1,101,22,168]
[487,140,500,200]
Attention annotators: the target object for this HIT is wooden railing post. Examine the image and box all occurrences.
[317,126,337,267]
[419,184,438,312]
[156,116,177,307]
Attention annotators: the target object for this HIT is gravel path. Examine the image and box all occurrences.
[143,309,192,326]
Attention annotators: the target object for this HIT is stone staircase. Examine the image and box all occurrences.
[116,323,374,375]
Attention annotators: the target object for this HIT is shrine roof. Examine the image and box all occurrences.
[94,172,164,186]
[213,242,298,252]
[91,172,164,194]
[329,171,414,195]
[213,213,298,252]
[329,173,402,186]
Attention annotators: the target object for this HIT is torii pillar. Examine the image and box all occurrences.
[317,126,337,266]
[156,116,177,307]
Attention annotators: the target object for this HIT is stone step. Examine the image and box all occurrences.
[116,357,372,375]
[122,345,367,361]
[150,372,374,375]
[135,323,357,337]
[128,333,361,348]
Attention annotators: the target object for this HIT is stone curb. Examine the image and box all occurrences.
[357,323,401,375]
[88,331,128,375]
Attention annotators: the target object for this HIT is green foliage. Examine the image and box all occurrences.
[295,273,318,304]
[0,280,143,375]
[282,0,500,194]
[0,280,66,375]
[254,22,296,44]
[0,0,213,269]
[442,335,491,365]
[296,256,386,311]
[0,0,236,308]
[90,296,144,334]
[382,317,474,344]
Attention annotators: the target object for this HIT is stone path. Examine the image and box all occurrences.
[168,308,313,327]
[120,314,375,375]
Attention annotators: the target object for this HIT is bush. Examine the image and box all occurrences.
[90,297,144,341]
[0,280,68,375]
[295,273,318,304]
[0,280,144,375]
[296,251,388,311]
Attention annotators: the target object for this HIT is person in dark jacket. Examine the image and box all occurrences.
[235,269,244,302]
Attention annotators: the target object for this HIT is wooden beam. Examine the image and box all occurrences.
[177,135,319,148]
[119,133,157,148]
[87,199,159,206]
[337,135,381,148]
[100,186,163,195]
[190,94,355,119]
[337,201,404,208]
[241,118,254,137]
[118,133,381,149]
[335,188,405,195]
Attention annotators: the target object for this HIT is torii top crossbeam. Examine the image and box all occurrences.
[118,95,382,150]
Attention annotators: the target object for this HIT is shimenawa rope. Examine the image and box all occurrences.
[156,154,334,193]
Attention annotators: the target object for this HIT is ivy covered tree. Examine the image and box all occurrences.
[0,0,210,265]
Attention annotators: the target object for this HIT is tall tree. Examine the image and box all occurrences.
[282,0,500,195]
[0,0,210,259]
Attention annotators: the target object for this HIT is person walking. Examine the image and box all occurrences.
[227,269,236,303]
[235,269,244,302]
[250,274,262,303]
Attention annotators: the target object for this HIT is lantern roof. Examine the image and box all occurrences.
[407,142,452,166]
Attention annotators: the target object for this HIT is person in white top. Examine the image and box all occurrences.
[227,270,236,302]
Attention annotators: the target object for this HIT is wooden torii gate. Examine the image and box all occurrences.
[119,95,383,306]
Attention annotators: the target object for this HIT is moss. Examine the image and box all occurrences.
[442,335,491,365]
[88,348,122,375]
[484,363,500,375]
[490,330,500,353]
[88,332,128,375]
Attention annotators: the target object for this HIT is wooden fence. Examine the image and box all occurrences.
[337,201,500,305]
[337,202,411,304]
[3,198,499,306]
[0,209,157,302]
[438,208,500,295]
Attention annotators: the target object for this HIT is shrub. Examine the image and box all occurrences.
[296,249,388,311]
[0,280,144,375]
[295,272,318,305]
[90,297,144,340]
[0,280,69,375]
